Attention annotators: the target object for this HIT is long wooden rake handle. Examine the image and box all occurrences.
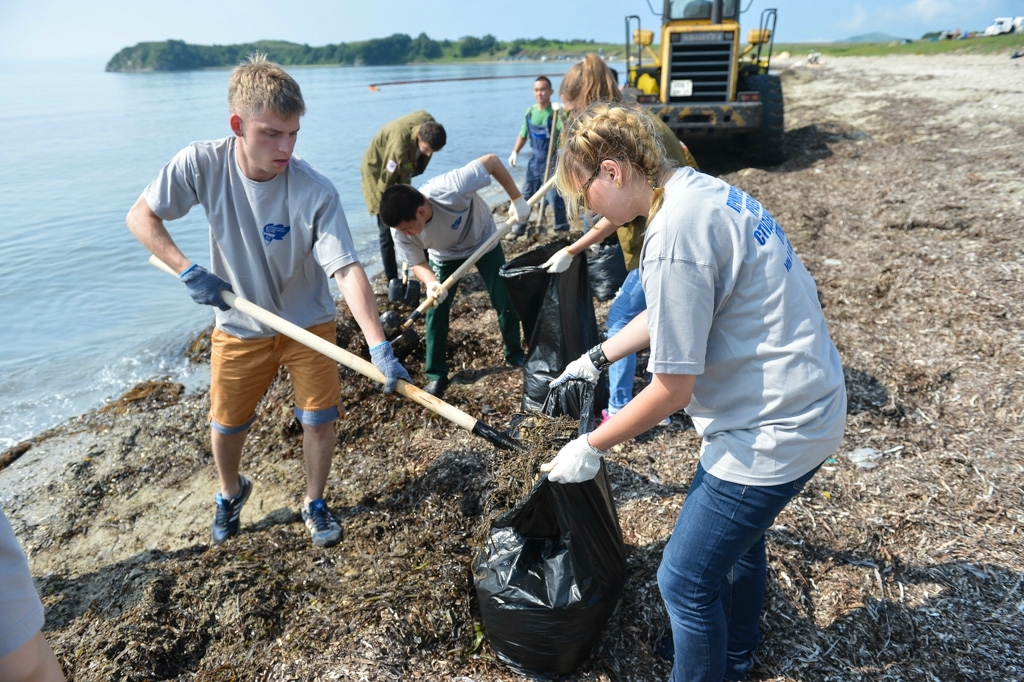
[149,255,523,451]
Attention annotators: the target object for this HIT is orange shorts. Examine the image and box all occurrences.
[209,321,341,434]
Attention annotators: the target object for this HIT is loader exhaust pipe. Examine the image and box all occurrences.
[711,0,723,24]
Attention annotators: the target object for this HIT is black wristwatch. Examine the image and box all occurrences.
[588,344,611,371]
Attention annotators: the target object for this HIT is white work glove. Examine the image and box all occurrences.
[549,351,600,387]
[541,247,575,274]
[509,196,531,225]
[507,150,518,168]
[552,102,564,112]
[541,433,606,483]
[426,281,447,307]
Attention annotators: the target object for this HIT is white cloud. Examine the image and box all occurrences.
[882,0,996,24]
[845,3,871,30]
[830,0,1003,39]
[901,0,958,22]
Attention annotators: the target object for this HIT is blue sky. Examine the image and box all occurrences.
[1,0,1020,62]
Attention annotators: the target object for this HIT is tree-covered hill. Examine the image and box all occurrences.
[105,34,624,72]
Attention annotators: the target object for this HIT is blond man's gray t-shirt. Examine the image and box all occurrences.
[144,136,359,339]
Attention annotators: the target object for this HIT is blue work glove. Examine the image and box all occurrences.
[179,264,232,311]
[541,433,606,483]
[369,341,412,394]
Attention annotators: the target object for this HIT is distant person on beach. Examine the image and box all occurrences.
[545,102,846,681]
[541,53,698,425]
[361,111,447,285]
[126,53,411,550]
[507,76,568,235]
[379,155,531,399]
[0,509,66,681]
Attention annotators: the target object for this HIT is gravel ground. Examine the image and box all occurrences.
[2,51,1023,681]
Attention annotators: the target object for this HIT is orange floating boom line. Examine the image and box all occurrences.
[368,73,563,90]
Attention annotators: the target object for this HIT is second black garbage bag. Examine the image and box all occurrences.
[473,380,627,678]
[586,235,627,302]
[500,241,608,415]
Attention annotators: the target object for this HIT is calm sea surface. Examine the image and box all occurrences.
[0,57,575,449]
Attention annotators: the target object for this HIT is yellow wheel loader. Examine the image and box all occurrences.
[623,0,785,165]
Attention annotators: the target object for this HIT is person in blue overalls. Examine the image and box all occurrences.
[507,76,568,235]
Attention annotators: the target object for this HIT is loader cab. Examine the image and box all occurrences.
[666,0,740,21]
[624,0,786,166]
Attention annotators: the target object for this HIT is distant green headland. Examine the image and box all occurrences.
[107,29,1024,73]
[105,34,626,72]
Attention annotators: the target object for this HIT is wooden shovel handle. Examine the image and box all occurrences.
[149,255,480,433]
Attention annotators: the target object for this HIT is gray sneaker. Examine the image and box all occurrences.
[211,475,252,545]
[302,499,342,548]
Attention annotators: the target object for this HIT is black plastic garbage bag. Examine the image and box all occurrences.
[586,236,627,302]
[500,241,607,413]
[542,377,600,435]
[473,380,626,678]
[473,463,626,678]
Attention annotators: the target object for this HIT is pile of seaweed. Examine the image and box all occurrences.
[4,54,1024,681]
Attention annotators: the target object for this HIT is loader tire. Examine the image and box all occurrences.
[741,74,785,166]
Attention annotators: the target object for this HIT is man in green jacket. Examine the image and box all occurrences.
[361,111,447,284]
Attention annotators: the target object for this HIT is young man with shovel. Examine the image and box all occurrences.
[378,154,531,399]
[126,54,411,549]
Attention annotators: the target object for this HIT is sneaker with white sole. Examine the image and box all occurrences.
[211,475,252,545]
[302,499,342,548]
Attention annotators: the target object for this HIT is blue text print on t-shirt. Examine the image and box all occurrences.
[725,186,794,271]
[262,223,290,245]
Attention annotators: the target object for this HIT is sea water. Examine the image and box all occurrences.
[0,56,573,449]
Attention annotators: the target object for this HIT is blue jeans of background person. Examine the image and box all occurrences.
[606,268,646,412]
[657,462,821,682]
[521,171,568,232]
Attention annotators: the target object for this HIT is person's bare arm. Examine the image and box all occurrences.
[0,630,66,682]
[586,309,693,448]
[478,153,524,200]
[587,373,694,450]
[411,262,436,286]
[332,263,385,347]
[567,216,620,255]
[603,309,652,361]
[126,195,191,274]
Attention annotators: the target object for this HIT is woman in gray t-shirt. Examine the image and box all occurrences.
[544,102,846,682]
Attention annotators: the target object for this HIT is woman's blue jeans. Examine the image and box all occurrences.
[657,462,821,681]
[606,268,647,412]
